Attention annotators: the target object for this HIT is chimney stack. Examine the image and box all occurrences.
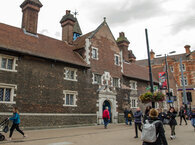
[116,32,130,62]
[60,10,76,44]
[20,0,43,34]
[184,45,191,54]
[150,49,155,60]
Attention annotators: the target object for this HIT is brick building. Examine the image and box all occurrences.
[0,0,160,128]
[136,46,195,108]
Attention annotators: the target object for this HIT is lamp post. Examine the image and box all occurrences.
[156,51,176,106]
[145,28,155,108]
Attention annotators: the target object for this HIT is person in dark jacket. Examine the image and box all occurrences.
[179,106,187,125]
[167,107,177,139]
[158,108,166,123]
[143,106,151,123]
[142,108,168,145]
[134,107,142,138]
[8,107,26,141]
[190,108,195,131]
[128,109,133,126]
[124,108,129,125]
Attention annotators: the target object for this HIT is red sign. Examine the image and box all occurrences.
[159,72,167,90]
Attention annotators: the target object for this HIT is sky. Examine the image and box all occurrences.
[0,0,194,60]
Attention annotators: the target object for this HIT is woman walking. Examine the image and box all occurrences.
[142,108,168,145]
[167,107,177,139]
[8,107,26,140]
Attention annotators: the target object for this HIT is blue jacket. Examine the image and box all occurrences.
[134,111,142,123]
[9,113,20,124]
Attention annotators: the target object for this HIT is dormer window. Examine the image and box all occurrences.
[114,54,120,66]
[92,47,98,60]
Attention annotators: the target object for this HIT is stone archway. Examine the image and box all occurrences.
[97,88,118,124]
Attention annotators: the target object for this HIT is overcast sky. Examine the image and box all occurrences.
[0,0,194,60]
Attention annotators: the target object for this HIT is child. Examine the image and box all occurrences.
[8,107,26,140]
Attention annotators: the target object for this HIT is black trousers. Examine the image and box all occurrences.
[180,115,187,125]
[135,123,142,137]
[9,123,24,137]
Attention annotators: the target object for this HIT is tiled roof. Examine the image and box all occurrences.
[73,18,82,35]
[73,32,93,49]
[0,23,88,67]
[123,63,159,83]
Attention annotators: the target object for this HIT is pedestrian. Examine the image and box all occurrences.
[190,107,195,131]
[8,107,26,141]
[179,106,187,125]
[102,106,110,129]
[134,107,142,138]
[128,109,133,126]
[124,108,129,125]
[143,106,151,123]
[158,108,166,123]
[142,108,168,145]
[167,107,177,139]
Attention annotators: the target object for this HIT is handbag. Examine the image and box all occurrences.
[3,125,9,133]
[163,118,170,125]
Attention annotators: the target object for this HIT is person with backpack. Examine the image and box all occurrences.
[179,106,187,125]
[142,108,168,145]
[8,107,26,141]
[128,109,133,126]
[167,107,177,139]
[134,107,142,138]
[102,106,110,129]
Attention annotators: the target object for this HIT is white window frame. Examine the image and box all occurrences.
[0,54,18,72]
[179,64,186,72]
[130,97,138,108]
[114,54,120,66]
[92,73,102,85]
[112,78,120,88]
[180,76,188,86]
[91,47,99,60]
[0,83,17,104]
[130,80,137,90]
[64,67,77,81]
[63,90,78,107]
[170,66,174,72]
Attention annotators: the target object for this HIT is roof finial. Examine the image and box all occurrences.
[72,9,79,18]
[104,17,106,22]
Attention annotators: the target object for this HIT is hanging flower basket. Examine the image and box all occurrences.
[139,92,165,104]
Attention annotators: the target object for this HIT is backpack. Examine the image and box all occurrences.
[128,113,131,118]
[141,120,160,143]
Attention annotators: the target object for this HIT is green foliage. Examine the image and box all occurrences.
[139,91,165,103]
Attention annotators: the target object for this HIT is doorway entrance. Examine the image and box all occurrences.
[103,100,112,123]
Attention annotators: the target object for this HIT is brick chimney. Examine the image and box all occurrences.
[20,0,43,34]
[150,49,155,60]
[60,10,76,44]
[116,32,130,62]
[184,45,191,54]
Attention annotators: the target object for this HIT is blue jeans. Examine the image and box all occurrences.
[104,118,109,128]
[125,118,132,125]
[191,118,195,127]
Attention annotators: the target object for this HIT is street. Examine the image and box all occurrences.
[0,121,194,145]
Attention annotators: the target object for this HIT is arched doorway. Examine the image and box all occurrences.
[103,100,112,123]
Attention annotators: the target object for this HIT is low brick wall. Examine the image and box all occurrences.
[0,114,97,129]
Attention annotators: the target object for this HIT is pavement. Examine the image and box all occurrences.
[0,121,194,145]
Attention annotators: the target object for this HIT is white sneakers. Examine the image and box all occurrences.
[170,135,176,139]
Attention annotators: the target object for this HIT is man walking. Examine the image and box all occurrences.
[134,107,142,138]
[124,108,129,125]
[103,107,110,129]
[179,106,187,125]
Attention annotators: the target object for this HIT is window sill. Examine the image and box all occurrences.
[92,57,99,60]
[63,105,77,107]
[0,101,16,104]
[0,68,17,72]
[64,78,78,82]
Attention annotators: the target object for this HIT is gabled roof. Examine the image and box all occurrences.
[0,23,88,67]
[123,63,159,83]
